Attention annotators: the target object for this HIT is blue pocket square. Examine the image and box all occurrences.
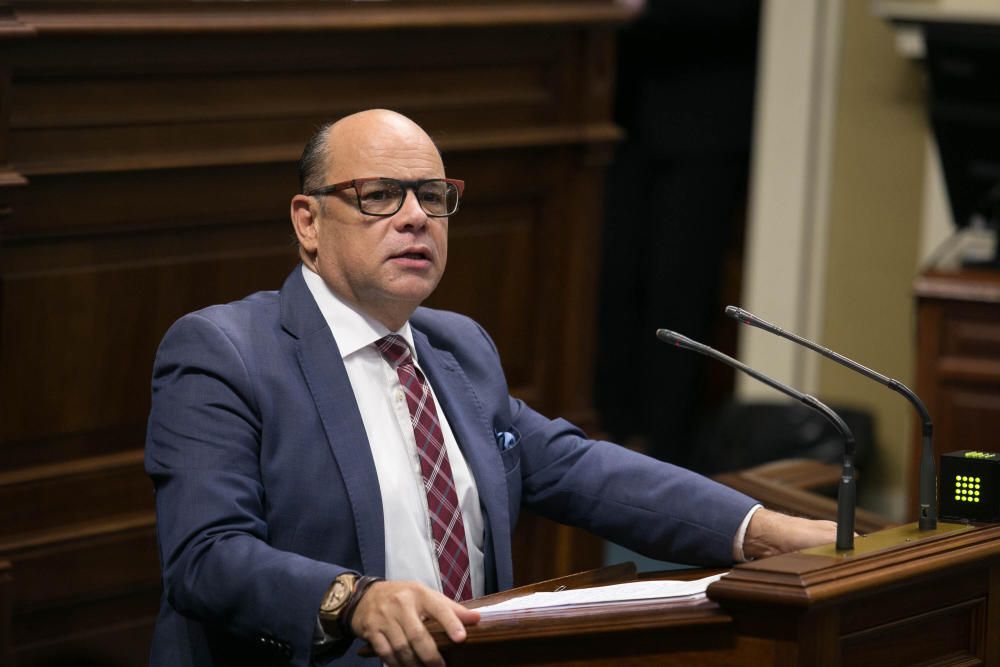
[495,428,519,451]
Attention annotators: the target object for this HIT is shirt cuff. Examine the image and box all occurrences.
[732,504,763,562]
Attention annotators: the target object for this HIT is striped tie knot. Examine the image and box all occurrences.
[375,334,411,367]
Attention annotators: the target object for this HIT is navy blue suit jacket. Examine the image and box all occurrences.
[145,267,758,666]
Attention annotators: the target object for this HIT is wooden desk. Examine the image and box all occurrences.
[432,522,1000,666]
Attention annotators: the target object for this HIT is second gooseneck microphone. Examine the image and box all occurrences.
[656,328,857,551]
[725,306,937,531]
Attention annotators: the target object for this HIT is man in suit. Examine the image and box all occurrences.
[145,109,837,667]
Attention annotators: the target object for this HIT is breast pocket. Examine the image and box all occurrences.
[499,438,520,474]
[499,441,521,529]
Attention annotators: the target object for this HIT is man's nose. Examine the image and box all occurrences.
[393,188,429,228]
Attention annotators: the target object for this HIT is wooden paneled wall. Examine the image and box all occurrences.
[0,1,629,663]
[912,269,1000,517]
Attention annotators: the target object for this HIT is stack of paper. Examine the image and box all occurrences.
[475,573,727,615]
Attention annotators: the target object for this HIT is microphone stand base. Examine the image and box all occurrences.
[802,521,974,558]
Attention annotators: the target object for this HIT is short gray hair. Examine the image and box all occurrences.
[297,120,336,194]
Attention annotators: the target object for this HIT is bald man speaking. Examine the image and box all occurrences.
[145,110,836,667]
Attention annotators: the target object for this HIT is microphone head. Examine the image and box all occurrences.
[725,305,750,323]
[656,328,679,345]
[656,328,696,350]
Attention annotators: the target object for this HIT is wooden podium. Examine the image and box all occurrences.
[424,523,1000,666]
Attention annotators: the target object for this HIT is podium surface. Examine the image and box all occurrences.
[430,523,1000,666]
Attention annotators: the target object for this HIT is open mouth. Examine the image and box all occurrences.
[392,249,431,261]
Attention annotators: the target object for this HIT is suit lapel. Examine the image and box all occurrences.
[413,328,512,592]
[280,268,386,577]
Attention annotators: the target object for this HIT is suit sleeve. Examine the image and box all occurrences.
[144,313,347,664]
[511,400,758,566]
[466,319,757,566]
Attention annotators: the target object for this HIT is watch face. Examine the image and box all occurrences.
[322,576,354,613]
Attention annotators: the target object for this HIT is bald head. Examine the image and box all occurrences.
[298,109,443,194]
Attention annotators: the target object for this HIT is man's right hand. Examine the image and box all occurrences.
[350,580,480,667]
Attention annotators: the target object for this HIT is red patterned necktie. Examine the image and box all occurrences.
[375,334,472,601]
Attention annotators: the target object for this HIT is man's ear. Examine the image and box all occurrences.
[290,194,319,253]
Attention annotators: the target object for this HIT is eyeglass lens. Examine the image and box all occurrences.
[357,179,459,216]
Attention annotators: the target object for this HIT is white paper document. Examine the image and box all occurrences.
[475,572,728,615]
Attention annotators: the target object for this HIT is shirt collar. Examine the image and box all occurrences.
[301,264,417,361]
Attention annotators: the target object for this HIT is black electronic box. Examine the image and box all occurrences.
[939,450,1000,522]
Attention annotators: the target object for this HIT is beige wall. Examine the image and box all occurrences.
[817,0,927,519]
[742,0,931,520]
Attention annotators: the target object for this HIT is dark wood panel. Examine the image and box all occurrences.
[14,584,160,664]
[548,144,610,428]
[11,66,560,175]
[12,65,551,129]
[0,3,626,661]
[839,566,988,634]
[430,200,540,390]
[1,516,157,609]
[1,425,145,472]
[444,623,747,667]
[2,216,296,271]
[1,246,298,442]
[11,29,567,76]
[0,561,11,667]
[0,452,150,538]
[16,612,156,667]
[4,165,295,235]
[938,384,1000,453]
[841,598,984,666]
[988,564,1000,665]
[941,315,1000,360]
[428,147,553,394]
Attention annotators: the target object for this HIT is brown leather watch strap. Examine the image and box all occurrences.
[341,575,383,636]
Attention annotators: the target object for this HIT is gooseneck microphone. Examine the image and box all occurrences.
[656,328,856,551]
[725,305,937,531]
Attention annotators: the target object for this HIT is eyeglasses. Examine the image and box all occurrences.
[306,177,465,217]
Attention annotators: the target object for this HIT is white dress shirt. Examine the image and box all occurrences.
[302,266,485,598]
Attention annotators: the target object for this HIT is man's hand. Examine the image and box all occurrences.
[742,508,840,560]
[350,580,480,667]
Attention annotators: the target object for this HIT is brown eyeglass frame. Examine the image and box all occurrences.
[305,177,465,217]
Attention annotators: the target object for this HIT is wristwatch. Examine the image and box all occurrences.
[318,573,359,640]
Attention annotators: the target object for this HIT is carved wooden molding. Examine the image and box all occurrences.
[23,123,622,177]
[0,510,154,555]
[12,1,634,34]
[915,269,1000,304]
[0,169,26,187]
[0,2,32,38]
[710,523,1000,608]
